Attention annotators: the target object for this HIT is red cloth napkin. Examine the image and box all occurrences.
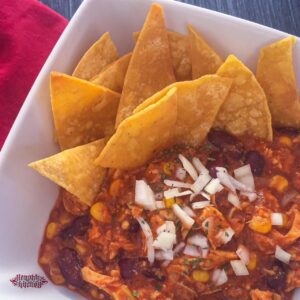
[0,0,67,148]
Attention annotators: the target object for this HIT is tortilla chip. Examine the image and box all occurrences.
[187,25,223,79]
[256,36,300,128]
[51,72,120,150]
[134,75,232,146]
[96,88,178,169]
[115,4,175,126]
[29,139,106,206]
[214,55,273,140]
[91,53,131,93]
[72,32,118,80]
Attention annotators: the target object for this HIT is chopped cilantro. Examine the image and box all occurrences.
[161,173,167,180]
[183,258,190,265]
[175,220,181,230]
[191,258,202,269]
[155,283,163,291]
[204,221,209,228]
[133,290,139,298]
[183,269,190,275]
[192,223,200,229]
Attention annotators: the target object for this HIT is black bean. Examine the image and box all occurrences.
[129,219,140,233]
[60,215,90,239]
[266,269,286,291]
[245,151,265,176]
[142,269,166,282]
[58,248,84,287]
[118,257,138,280]
[207,130,239,147]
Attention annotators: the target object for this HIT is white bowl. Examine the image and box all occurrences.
[0,0,299,299]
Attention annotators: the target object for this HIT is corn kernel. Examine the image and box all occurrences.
[90,288,98,298]
[109,179,123,197]
[247,252,257,270]
[163,197,175,208]
[59,212,72,225]
[121,220,130,230]
[39,255,50,265]
[46,222,58,239]
[192,270,210,282]
[249,216,272,234]
[163,162,172,176]
[90,202,112,223]
[279,136,292,147]
[269,175,289,193]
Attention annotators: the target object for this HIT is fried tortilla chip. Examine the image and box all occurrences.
[188,25,223,79]
[115,4,175,126]
[96,88,178,169]
[73,32,118,80]
[91,53,131,93]
[134,75,232,146]
[51,72,120,150]
[256,36,300,128]
[29,139,106,206]
[214,55,273,140]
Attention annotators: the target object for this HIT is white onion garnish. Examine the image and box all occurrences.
[216,171,236,193]
[156,221,176,235]
[135,180,156,211]
[153,232,176,251]
[228,192,241,208]
[212,269,228,286]
[236,245,250,264]
[192,157,209,174]
[155,249,174,261]
[157,223,166,235]
[204,178,224,194]
[201,247,209,258]
[234,164,255,190]
[217,227,235,244]
[173,204,195,229]
[155,201,165,209]
[230,260,249,276]
[228,175,254,193]
[191,173,212,194]
[187,234,208,248]
[242,191,257,202]
[161,260,172,267]
[271,213,284,226]
[164,188,192,199]
[173,242,185,254]
[164,179,192,189]
[176,168,187,181]
[192,201,211,210]
[178,154,198,180]
[183,244,201,257]
[136,217,154,264]
[200,191,210,200]
[275,245,291,264]
[183,206,196,217]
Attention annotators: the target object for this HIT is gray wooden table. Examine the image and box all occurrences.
[41,0,300,36]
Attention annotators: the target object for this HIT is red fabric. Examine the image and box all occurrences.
[0,0,67,148]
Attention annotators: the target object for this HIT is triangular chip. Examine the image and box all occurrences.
[29,139,106,206]
[51,72,120,150]
[96,88,178,170]
[256,36,300,128]
[214,55,272,140]
[188,25,223,79]
[72,32,118,80]
[91,53,132,93]
[115,4,175,126]
[134,75,232,146]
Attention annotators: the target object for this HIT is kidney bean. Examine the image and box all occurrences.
[58,248,84,287]
[266,269,286,291]
[207,130,239,147]
[209,166,218,178]
[118,257,139,279]
[60,215,90,239]
[245,151,265,176]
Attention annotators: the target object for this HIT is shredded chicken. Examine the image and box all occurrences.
[250,289,281,300]
[286,268,300,292]
[199,250,237,270]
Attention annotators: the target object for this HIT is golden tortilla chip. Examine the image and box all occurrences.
[134,75,232,146]
[72,32,118,80]
[256,36,300,128]
[188,25,223,79]
[91,53,132,93]
[96,88,178,169]
[29,139,106,206]
[115,4,175,126]
[51,72,120,150]
[134,31,191,81]
[214,55,273,140]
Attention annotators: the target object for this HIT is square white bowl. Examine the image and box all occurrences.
[0,0,299,299]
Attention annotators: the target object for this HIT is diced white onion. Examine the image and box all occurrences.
[164,188,192,199]
[204,178,224,194]
[178,154,198,180]
[165,221,176,234]
[271,213,284,226]
[135,180,156,211]
[200,191,211,200]
[183,244,201,257]
[136,217,154,264]
[153,232,176,251]
[164,179,192,189]
[172,204,195,229]
[156,201,165,209]
[191,173,212,194]
[275,245,291,264]
[212,269,228,286]
[230,260,249,276]
[242,191,257,202]
[201,247,209,258]
[155,249,174,261]
[192,157,209,174]
[228,175,254,193]
[161,260,172,267]
[187,234,208,248]
[173,242,185,254]
[183,206,196,217]
[176,168,187,181]
[216,171,236,193]
[236,245,250,264]
[234,164,255,190]
[217,227,235,244]
[192,201,211,210]
[228,192,241,208]
[216,167,227,173]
